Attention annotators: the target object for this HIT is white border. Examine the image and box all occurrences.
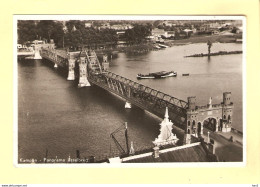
[13,15,18,168]
[13,15,246,168]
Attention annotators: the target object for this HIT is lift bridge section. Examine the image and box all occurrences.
[40,48,188,129]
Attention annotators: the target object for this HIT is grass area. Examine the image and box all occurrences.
[95,43,157,56]
[169,33,242,45]
[120,43,155,53]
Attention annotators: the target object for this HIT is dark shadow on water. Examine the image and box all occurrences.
[18,57,185,160]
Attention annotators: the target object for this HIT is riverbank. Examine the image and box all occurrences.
[55,33,242,57]
[185,50,242,57]
[95,43,159,56]
[99,33,242,55]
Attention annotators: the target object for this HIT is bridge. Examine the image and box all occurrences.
[38,46,233,144]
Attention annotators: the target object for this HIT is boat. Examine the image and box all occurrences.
[158,44,169,48]
[137,71,177,79]
[182,73,189,76]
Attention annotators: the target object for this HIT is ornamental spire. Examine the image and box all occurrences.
[165,107,169,119]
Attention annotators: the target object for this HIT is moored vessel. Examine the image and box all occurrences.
[137,71,177,79]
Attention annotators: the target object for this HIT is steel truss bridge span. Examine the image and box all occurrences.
[88,70,188,128]
[39,47,233,135]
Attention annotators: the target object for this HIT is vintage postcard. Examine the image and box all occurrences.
[15,15,246,166]
[0,0,258,185]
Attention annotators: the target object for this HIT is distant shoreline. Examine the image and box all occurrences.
[56,33,242,57]
[102,33,242,55]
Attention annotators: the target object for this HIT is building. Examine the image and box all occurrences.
[105,108,218,163]
[186,93,233,138]
[85,22,92,28]
[106,139,217,163]
[165,31,175,38]
[110,24,133,30]
[183,29,193,35]
[151,28,167,37]
[121,142,216,163]
[162,21,176,27]
[100,23,111,29]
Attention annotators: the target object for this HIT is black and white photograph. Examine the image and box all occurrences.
[15,16,245,165]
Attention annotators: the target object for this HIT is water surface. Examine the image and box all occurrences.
[18,42,243,161]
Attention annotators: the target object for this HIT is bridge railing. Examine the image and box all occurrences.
[105,71,188,109]
[88,70,188,128]
[40,48,189,128]
[40,48,69,66]
[40,47,188,109]
[88,70,188,129]
[195,102,233,111]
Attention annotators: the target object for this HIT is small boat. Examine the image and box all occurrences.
[137,71,177,79]
[158,44,169,48]
[182,73,189,76]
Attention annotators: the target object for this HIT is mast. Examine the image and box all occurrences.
[125,122,130,154]
[110,122,131,156]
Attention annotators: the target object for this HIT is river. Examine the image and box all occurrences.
[18,42,243,162]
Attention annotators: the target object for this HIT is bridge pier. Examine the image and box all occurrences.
[200,125,204,135]
[67,54,75,80]
[215,118,219,132]
[78,51,90,87]
[125,101,132,109]
[102,54,109,71]
[54,53,58,68]
[184,134,191,144]
[33,45,42,60]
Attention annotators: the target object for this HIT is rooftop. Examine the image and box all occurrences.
[121,142,215,163]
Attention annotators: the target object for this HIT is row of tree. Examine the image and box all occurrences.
[18,20,64,47]
[18,20,152,48]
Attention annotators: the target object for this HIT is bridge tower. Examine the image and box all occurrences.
[188,96,196,110]
[67,52,75,80]
[102,54,109,71]
[184,92,234,144]
[34,45,42,60]
[78,51,91,87]
[221,92,233,132]
[54,51,58,68]
[186,96,199,137]
[87,50,102,72]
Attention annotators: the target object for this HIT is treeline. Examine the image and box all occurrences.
[18,20,152,48]
[18,20,64,47]
[124,24,152,44]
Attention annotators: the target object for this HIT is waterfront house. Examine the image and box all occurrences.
[110,24,134,30]
[151,28,167,37]
[84,22,92,28]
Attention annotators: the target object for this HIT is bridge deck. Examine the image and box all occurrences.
[17,51,34,56]
[88,70,188,128]
[40,48,188,129]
